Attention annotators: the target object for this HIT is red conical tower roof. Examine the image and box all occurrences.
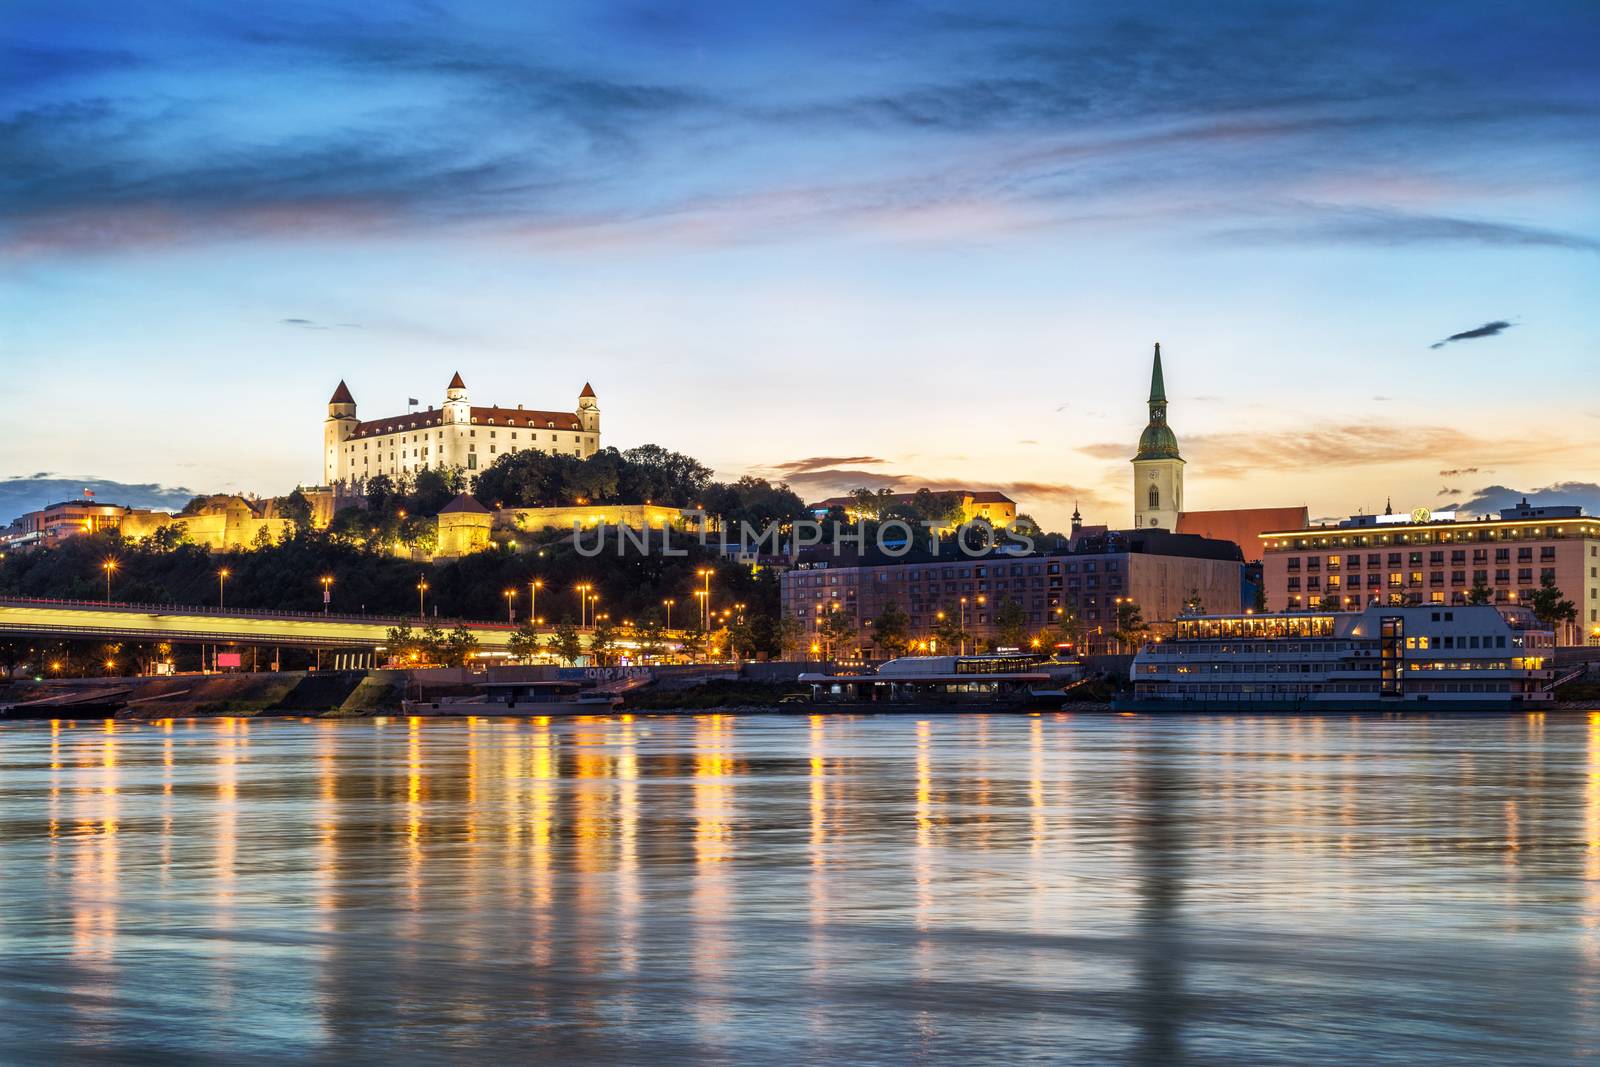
[447,371,466,390]
[579,382,596,398]
[329,380,355,405]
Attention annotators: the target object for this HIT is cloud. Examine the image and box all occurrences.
[6,5,1599,256]
[1079,421,1582,480]
[0,475,197,525]
[1218,207,1600,253]
[1456,482,1600,517]
[280,317,360,330]
[764,456,890,476]
[1438,486,1460,496]
[1429,320,1514,349]
[1439,467,1480,477]
[749,458,1113,517]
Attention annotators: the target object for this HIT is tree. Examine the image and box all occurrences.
[1465,578,1493,606]
[547,619,583,665]
[507,618,543,662]
[817,607,857,659]
[276,488,315,533]
[385,623,422,665]
[992,597,1028,650]
[1316,593,1340,611]
[773,614,806,660]
[442,625,480,667]
[1182,588,1206,616]
[588,620,617,666]
[420,623,447,665]
[871,601,913,659]
[1115,600,1146,652]
[637,616,667,660]
[1529,573,1577,633]
[931,610,970,655]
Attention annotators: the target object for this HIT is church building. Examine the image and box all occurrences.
[322,372,600,486]
[1132,343,1184,529]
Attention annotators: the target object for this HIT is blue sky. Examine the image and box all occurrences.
[3,1,1597,529]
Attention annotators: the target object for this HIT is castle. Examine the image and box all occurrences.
[323,372,600,486]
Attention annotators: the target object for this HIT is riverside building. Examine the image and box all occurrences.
[780,529,1244,659]
[1119,604,1555,712]
[1260,499,1600,645]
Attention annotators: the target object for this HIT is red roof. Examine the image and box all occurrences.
[447,371,466,390]
[579,382,596,398]
[1176,507,1309,560]
[328,380,355,405]
[348,405,581,440]
[440,493,489,515]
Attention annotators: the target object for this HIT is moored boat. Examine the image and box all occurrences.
[1113,604,1555,713]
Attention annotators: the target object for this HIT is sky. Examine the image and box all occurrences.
[3,0,1598,531]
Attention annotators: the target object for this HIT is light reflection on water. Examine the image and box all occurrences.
[1,712,1599,1064]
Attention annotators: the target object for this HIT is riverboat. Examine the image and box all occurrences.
[799,652,1081,708]
[402,680,622,716]
[1113,604,1555,713]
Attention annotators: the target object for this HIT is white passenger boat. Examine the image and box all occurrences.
[1115,604,1555,713]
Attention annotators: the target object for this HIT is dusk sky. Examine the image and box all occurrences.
[4,1,1597,530]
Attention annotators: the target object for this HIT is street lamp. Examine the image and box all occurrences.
[528,578,543,624]
[662,598,675,631]
[102,558,117,603]
[697,567,714,629]
[218,567,230,609]
[504,587,517,624]
[416,579,429,620]
[320,575,334,615]
[575,583,591,627]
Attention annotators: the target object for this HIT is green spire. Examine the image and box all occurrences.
[1148,342,1166,404]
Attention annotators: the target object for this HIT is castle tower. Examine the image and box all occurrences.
[1070,502,1083,538]
[443,371,470,424]
[323,380,357,485]
[578,382,600,434]
[1131,343,1184,530]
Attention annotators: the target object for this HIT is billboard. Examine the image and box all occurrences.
[216,652,243,669]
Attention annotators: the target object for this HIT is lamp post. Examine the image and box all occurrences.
[504,588,516,624]
[575,583,591,628]
[417,579,429,621]
[528,578,543,626]
[218,568,230,610]
[697,567,714,629]
[102,559,117,604]
[662,598,674,631]
[958,597,968,655]
[320,576,334,615]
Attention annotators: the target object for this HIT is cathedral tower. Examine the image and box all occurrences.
[1131,343,1184,530]
[323,380,357,485]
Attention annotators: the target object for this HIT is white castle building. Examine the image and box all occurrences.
[322,372,600,486]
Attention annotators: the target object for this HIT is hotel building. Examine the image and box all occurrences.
[1260,500,1600,645]
[780,529,1244,658]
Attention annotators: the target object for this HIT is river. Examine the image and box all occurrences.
[0,712,1597,1064]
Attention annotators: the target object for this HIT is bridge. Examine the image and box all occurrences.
[0,596,532,655]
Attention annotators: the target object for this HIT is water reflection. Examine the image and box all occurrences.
[0,713,1597,1063]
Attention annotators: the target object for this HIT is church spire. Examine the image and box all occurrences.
[1148,342,1166,404]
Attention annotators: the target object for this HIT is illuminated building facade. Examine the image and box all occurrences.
[780,529,1243,658]
[323,372,601,486]
[1260,500,1600,645]
[807,490,1018,529]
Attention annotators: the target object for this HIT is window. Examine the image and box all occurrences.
[1148,485,1159,509]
